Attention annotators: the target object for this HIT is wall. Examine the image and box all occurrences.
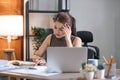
[0,0,23,14]
[114,1,120,68]
[70,0,120,68]
[0,0,23,60]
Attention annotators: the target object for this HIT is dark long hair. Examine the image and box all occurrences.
[53,12,77,36]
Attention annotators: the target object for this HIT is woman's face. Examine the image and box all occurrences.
[53,21,65,38]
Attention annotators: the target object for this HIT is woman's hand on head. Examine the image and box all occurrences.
[63,23,71,40]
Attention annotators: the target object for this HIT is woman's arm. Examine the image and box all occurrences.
[63,23,73,47]
[34,34,52,57]
[65,37,73,47]
[63,23,82,47]
[32,34,52,65]
[73,37,82,47]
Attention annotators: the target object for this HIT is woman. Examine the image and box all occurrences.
[32,12,82,65]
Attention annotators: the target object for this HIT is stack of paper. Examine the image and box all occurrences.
[0,60,20,71]
[8,66,59,76]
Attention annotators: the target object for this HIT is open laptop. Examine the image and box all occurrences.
[46,47,87,73]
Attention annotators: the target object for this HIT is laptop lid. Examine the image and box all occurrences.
[47,47,87,73]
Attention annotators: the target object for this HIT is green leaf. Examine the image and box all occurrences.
[32,27,52,52]
[97,64,104,70]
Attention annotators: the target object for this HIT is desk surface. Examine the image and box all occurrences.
[0,60,120,80]
[0,68,120,80]
[0,72,84,80]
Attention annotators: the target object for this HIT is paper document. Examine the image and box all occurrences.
[0,60,20,71]
[8,66,60,76]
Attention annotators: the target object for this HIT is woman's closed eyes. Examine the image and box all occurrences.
[54,26,64,31]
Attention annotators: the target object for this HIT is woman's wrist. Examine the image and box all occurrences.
[34,54,39,57]
[65,38,73,47]
[34,51,40,56]
[34,54,43,60]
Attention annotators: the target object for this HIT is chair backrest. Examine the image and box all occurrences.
[77,31,100,59]
[77,31,93,46]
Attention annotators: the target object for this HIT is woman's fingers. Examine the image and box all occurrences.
[64,23,71,32]
[63,23,71,40]
[35,60,40,66]
[35,58,46,66]
[65,23,70,28]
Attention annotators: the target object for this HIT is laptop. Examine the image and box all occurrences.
[46,47,87,73]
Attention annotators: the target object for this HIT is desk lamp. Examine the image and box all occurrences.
[0,15,23,60]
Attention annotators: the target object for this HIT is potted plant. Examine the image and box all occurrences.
[32,27,52,52]
[84,64,97,80]
[32,27,53,55]
[96,64,105,79]
[81,62,87,70]
[32,27,48,53]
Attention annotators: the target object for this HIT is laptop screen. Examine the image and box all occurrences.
[47,47,87,73]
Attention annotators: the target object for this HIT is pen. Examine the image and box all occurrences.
[102,56,108,64]
[28,67,37,70]
[109,56,114,64]
[107,56,114,76]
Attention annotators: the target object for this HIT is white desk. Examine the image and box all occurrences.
[0,67,120,80]
[0,72,83,80]
[0,60,120,80]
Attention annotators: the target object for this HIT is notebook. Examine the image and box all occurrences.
[46,47,87,73]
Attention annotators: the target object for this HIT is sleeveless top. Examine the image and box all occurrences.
[50,34,75,47]
[44,34,75,60]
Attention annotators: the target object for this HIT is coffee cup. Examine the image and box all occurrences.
[88,59,98,66]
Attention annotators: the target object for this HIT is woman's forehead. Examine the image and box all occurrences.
[54,21,64,27]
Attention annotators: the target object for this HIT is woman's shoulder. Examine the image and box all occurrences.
[72,36,82,47]
[72,35,82,43]
[75,36,82,41]
[46,34,52,39]
[44,34,53,46]
[45,34,56,41]
[71,35,81,40]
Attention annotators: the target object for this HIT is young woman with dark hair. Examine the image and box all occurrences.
[32,12,82,65]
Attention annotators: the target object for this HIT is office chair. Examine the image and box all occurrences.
[77,31,100,60]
